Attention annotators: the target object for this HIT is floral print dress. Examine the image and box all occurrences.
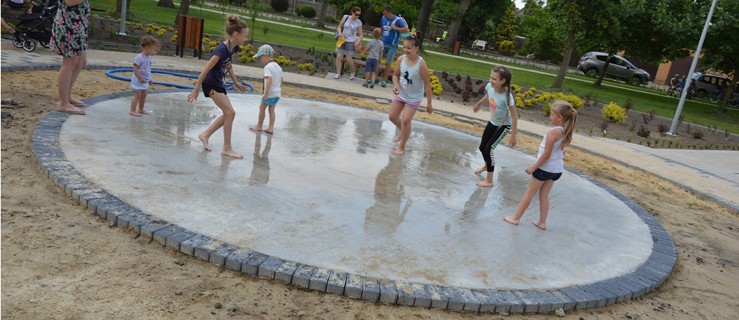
[50,0,90,57]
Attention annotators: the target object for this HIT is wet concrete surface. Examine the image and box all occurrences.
[59,92,652,290]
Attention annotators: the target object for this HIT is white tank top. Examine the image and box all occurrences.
[537,126,566,173]
[398,55,424,103]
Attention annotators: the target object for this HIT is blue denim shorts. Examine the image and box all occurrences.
[364,58,379,73]
[532,168,562,181]
[383,43,398,64]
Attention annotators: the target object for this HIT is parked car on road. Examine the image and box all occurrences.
[690,72,730,98]
[577,51,651,86]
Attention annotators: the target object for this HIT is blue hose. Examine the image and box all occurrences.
[105,68,254,93]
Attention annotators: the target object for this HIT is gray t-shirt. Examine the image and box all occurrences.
[366,39,383,60]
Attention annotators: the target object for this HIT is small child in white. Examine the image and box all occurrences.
[250,44,283,134]
[362,28,383,88]
[130,36,160,116]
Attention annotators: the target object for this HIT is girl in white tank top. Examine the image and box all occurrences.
[388,33,433,155]
[504,101,578,231]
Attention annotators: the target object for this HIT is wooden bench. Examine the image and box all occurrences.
[339,57,391,78]
[472,39,487,51]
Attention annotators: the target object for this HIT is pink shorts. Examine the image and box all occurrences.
[392,95,421,110]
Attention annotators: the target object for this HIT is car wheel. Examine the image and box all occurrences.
[585,68,598,78]
[695,89,707,98]
[631,76,643,86]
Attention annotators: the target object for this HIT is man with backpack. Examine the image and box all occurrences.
[378,5,409,87]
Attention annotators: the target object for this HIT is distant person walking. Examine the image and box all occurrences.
[50,0,90,115]
[472,66,518,187]
[379,5,409,87]
[187,14,249,159]
[504,100,577,230]
[388,33,433,155]
[334,6,363,80]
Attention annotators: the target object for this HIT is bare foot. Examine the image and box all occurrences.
[264,129,274,135]
[221,149,244,159]
[474,166,486,175]
[503,216,519,225]
[532,221,547,230]
[57,103,85,115]
[129,111,142,117]
[69,98,85,106]
[476,180,493,187]
[250,125,263,132]
[393,135,400,142]
[394,148,405,155]
[138,110,150,115]
[198,133,211,152]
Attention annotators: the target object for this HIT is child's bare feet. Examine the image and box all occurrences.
[129,111,142,117]
[393,135,401,142]
[532,221,547,230]
[198,133,211,152]
[476,180,493,187]
[222,149,244,159]
[250,125,263,131]
[264,129,274,134]
[503,216,519,225]
[395,147,405,155]
[69,98,85,107]
[138,110,150,115]
[474,166,486,175]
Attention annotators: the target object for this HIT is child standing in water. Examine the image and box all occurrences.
[504,100,577,230]
[129,36,160,116]
[187,14,249,159]
[389,32,433,155]
[250,44,282,135]
[472,66,518,187]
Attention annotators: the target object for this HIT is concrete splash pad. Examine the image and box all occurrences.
[35,91,676,313]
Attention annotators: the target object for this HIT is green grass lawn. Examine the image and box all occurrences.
[92,0,739,133]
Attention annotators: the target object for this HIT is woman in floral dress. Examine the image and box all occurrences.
[50,0,89,115]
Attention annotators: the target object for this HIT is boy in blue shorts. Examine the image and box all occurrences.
[250,44,283,135]
[362,28,383,88]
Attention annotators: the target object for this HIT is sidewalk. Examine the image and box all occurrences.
[2,41,737,211]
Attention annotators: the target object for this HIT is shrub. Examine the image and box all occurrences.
[642,109,655,124]
[297,4,316,18]
[601,102,628,124]
[542,103,551,116]
[270,0,289,12]
[692,130,704,140]
[637,125,650,138]
[498,40,515,54]
[657,123,669,134]
[623,99,633,111]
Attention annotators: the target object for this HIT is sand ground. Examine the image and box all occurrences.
[1,70,738,319]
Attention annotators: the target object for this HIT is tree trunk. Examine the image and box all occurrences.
[157,0,175,9]
[718,72,737,113]
[415,0,434,51]
[552,28,574,89]
[115,0,133,17]
[316,1,330,28]
[443,0,472,49]
[175,0,192,26]
[594,57,611,87]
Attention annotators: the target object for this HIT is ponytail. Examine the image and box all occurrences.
[551,100,577,149]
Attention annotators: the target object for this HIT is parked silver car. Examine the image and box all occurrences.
[691,72,730,98]
[577,51,651,86]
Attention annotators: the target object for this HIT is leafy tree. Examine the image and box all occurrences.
[494,2,516,50]
[316,1,330,28]
[443,0,472,48]
[519,0,563,62]
[700,0,739,111]
[415,0,435,50]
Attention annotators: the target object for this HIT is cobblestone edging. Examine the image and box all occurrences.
[31,90,676,315]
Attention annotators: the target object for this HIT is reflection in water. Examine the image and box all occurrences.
[152,98,207,148]
[249,132,272,185]
[284,112,347,156]
[353,118,384,154]
[461,187,492,221]
[364,156,413,236]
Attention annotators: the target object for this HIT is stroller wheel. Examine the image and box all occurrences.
[12,35,24,48]
[22,39,36,52]
[40,41,50,48]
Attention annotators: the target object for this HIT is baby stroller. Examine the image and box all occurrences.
[11,0,57,52]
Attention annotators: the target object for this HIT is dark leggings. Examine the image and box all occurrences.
[479,122,510,172]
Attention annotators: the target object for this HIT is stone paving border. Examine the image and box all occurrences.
[25,67,676,314]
